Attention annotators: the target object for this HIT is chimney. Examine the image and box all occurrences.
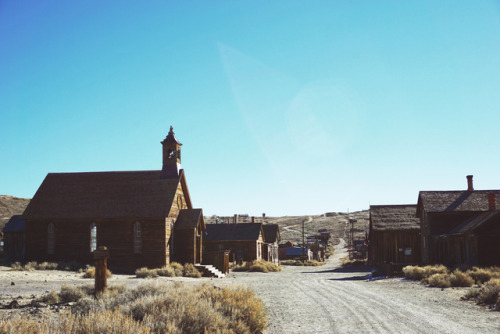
[251,216,255,223]
[488,193,496,211]
[233,214,238,224]
[467,175,474,192]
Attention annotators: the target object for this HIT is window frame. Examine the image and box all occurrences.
[133,221,142,254]
[90,223,97,252]
[47,223,55,254]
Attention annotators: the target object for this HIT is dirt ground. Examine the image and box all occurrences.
[1,242,499,333]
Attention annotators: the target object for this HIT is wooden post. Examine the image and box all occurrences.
[93,246,109,297]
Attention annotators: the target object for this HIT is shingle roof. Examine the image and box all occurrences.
[161,126,182,145]
[23,171,182,220]
[204,223,262,241]
[370,205,420,231]
[448,210,500,235]
[2,215,26,233]
[262,224,280,243]
[175,209,204,229]
[418,190,500,215]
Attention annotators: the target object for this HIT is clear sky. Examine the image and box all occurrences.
[1,1,500,216]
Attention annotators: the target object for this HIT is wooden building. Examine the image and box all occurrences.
[434,196,500,267]
[22,127,204,272]
[2,215,26,262]
[203,223,264,262]
[262,224,280,264]
[369,205,421,275]
[417,175,500,264]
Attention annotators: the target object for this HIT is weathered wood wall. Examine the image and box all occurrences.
[371,230,421,274]
[3,232,25,262]
[203,240,261,262]
[25,218,167,272]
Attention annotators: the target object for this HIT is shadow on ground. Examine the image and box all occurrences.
[301,265,371,275]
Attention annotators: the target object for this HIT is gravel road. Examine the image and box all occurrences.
[219,239,500,334]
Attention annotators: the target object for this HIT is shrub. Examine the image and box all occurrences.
[477,278,500,305]
[466,267,500,285]
[156,266,175,277]
[424,273,451,288]
[282,260,326,266]
[10,262,23,271]
[449,269,474,287]
[403,265,427,280]
[135,267,158,279]
[183,263,202,278]
[36,290,60,304]
[231,262,248,272]
[462,288,481,300]
[169,262,184,276]
[248,260,282,273]
[59,284,87,303]
[82,266,112,279]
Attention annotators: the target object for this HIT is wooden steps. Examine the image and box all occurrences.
[195,264,226,278]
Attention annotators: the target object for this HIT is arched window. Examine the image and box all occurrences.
[133,221,142,254]
[90,223,97,252]
[47,223,55,254]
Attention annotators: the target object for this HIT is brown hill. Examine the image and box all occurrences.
[0,195,30,230]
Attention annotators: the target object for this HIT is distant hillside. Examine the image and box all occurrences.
[205,211,370,245]
[0,195,30,230]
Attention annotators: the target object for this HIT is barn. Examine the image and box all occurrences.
[369,205,421,275]
[22,127,204,272]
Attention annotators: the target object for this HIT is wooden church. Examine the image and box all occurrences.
[22,127,205,272]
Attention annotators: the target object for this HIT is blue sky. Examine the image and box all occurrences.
[1,1,500,216]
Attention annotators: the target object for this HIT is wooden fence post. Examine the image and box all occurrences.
[93,246,109,297]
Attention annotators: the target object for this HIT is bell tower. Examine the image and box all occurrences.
[161,126,182,178]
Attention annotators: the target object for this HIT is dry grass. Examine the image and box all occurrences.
[281,259,326,266]
[136,263,201,278]
[423,273,451,288]
[402,265,448,281]
[81,266,113,279]
[11,282,268,333]
[465,267,500,285]
[449,269,474,287]
[231,260,282,273]
[476,279,500,305]
[11,261,83,272]
[182,263,202,278]
[135,267,159,279]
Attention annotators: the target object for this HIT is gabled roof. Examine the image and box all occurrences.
[417,190,500,217]
[370,205,420,231]
[2,215,26,233]
[204,223,262,241]
[262,224,280,243]
[448,210,500,235]
[175,209,205,229]
[23,170,187,220]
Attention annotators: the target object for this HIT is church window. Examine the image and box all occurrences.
[47,223,55,254]
[90,223,97,252]
[134,221,142,254]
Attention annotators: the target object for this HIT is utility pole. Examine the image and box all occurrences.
[302,219,306,262]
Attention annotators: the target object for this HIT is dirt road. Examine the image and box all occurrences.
[221,239,500,333]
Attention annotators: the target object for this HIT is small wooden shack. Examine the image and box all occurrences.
[262,224,280,264]
[203,223,264,262]
[172,208,205,264]
[369,205,421,275]
[2,215,26,262]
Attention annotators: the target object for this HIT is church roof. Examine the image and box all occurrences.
[175,209,205,229]
[161,126,182,145]
[23,170,183,220]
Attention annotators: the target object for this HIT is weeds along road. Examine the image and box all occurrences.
[221,239,500,334]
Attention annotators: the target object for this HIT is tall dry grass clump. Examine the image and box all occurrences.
[423,273,451,288]
[10,261,82,272]
[403,265,448,281]
[476,278,500,305]
[135,267,159,278]
[136,263,202,278]
[449,269,474,287]
[232,260,281,273]
[82,265,112,279]
[466,267,500,285]
[182,263,202,278]
[281,259,326,266]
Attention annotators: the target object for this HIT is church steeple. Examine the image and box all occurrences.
[161,126,182,178]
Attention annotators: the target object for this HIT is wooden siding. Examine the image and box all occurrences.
[3,232,25,262]
[25,219,166,272]
[370,230,421,273]
[204,240,261,262]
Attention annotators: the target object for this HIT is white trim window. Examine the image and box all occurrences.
[47,223,55,254]
[133,221,142,254]
[90,223,97,252]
